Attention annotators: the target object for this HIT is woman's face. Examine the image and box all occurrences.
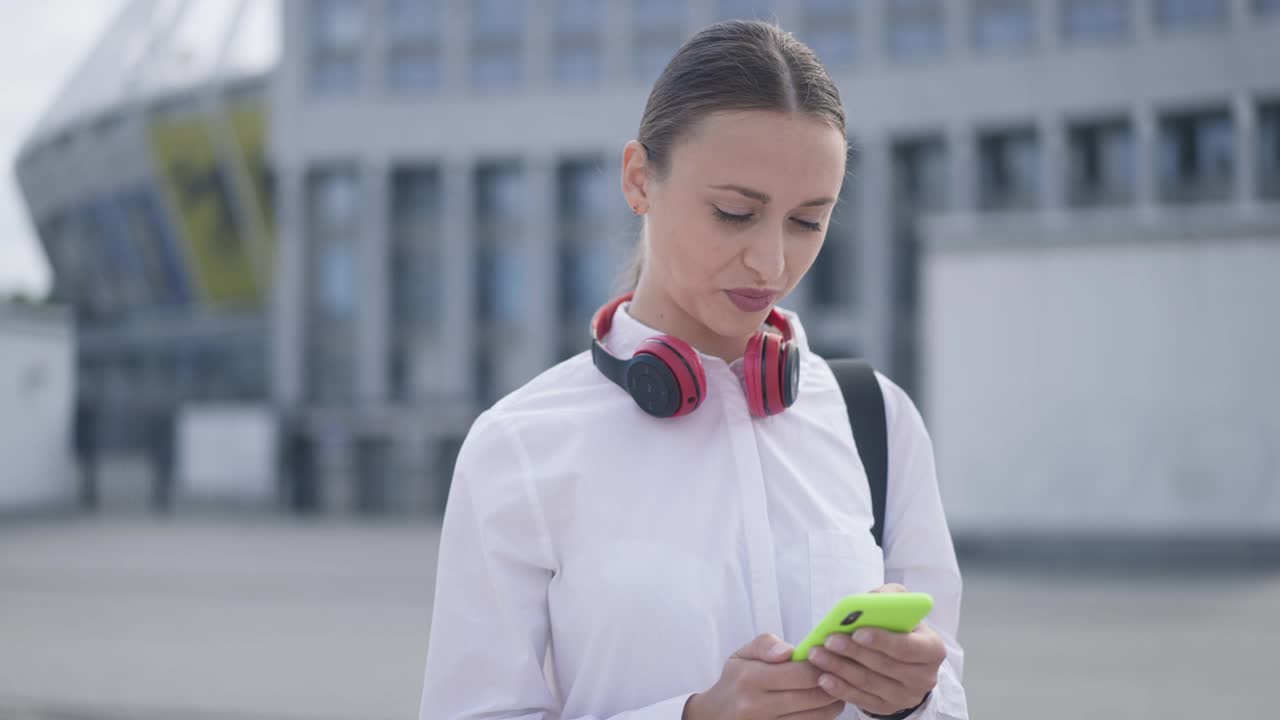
[623,109,848,353]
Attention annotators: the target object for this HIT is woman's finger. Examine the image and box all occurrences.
[807,647,911,703]
[814,670,904,717]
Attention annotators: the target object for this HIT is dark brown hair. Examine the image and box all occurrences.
[620,20,849,291]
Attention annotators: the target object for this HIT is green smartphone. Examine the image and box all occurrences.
[791,592,934,662]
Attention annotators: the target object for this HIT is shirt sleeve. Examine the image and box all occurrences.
[418,412,695,720]
[869,374,970,720]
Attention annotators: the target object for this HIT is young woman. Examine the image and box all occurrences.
[419,20,967,720]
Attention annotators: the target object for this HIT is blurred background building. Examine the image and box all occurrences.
[12,0,1280,541]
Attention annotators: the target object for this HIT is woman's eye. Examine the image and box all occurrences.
[714,207,753,225]
[792,218,823,232]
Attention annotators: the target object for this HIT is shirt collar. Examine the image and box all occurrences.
[605,301,811,372]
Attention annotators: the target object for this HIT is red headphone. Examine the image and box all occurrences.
[590,293,801,419]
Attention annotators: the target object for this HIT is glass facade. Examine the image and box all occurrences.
[715,0,776,21]
[306,167,361,403]
[1067,117,1135,206]
[798,0,857,68]
[474,162,526,328]
[632,0,686,82]
[309,0,364,95]
[390,166,443,401]
[553,0,604,86]
[470,0,524,89]
[1153,0,1228,29]
[885,0,946,62]
[1259,100,1280,199]
[1158,107,1234,203]
[973,0,1035,53]
[1061,0,1132,44]
[978,126,1041,210]
[806,166,857,308]
[386,0,442,93]
[557,159,612,359]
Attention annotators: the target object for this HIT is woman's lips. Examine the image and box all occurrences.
[725,288,778,313]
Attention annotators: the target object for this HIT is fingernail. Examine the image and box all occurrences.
[809,648,826,663]
[825,635,847,652]
[853,629,874,645]
[771,641,791,657]
[819,674,835,690]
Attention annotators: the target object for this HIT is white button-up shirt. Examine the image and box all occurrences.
[419,303,968,720]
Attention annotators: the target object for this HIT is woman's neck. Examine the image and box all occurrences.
[628,278,751,363]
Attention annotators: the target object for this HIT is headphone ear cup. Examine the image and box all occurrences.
[743,331,767,418]
[635,335,706,417]
[623,353,682,418]
[760,333,788,416]
[780,341,800,409]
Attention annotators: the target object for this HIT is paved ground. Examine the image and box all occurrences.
[1,513,1276,720]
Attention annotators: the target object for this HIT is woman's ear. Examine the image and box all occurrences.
[621,140,651,215]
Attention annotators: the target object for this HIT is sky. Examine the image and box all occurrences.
[0,0,126,298]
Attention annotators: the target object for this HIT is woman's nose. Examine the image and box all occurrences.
[741,226,786,283]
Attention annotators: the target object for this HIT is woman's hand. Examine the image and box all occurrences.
[804,583,946,717]
[683,633,845,720]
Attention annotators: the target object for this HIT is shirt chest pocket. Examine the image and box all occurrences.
[807,528,885,627]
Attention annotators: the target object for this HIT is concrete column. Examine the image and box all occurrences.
[1036,0,1059,54]
[435,158,475,406]
[1234,91,1258,215]
[1229,0,1252,31]
[947,123,976,217]
[604,0,631,84]
[688,0,715,29]
[271,163,305,408]
[518,154,558,386]
[1133,0,1155,43]
[857,136,893,372]
[857,0,885,70]
[1041,113,1067,228]
[357,158,389,403]
[526,0,553,89]
[1134,103,1159,221]
[364,0,385,95]
[949,0,974,61]
[442,0,469,93]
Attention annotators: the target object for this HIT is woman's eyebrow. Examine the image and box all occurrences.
[708,184,835,207]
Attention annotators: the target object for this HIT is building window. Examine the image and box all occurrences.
[386,0,441,93]
[632,0,686,83]
[798,0,857,68]
[893,136,949,214]
[553,0,604,86]
[309,0,364,95]
[1158,107,1234,203]
[470,0,523,89]
[978,126,1040,211]
[715,0,776,21]
[1257,0,1280,17]
[806,164,857,308]
[1067,117,1135,206]
[890,136,947,396]
[306,167,361,404]
[1061,0,1132,44]
[1256,101,1280,199]
[885,0,946,63]
[557,159,612,358]
[475,162,526,328]
[389,166,442,401]
[973,0,1035,53]
[1153,0,1228,29]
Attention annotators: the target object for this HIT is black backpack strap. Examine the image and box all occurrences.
[827,359,889,550]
